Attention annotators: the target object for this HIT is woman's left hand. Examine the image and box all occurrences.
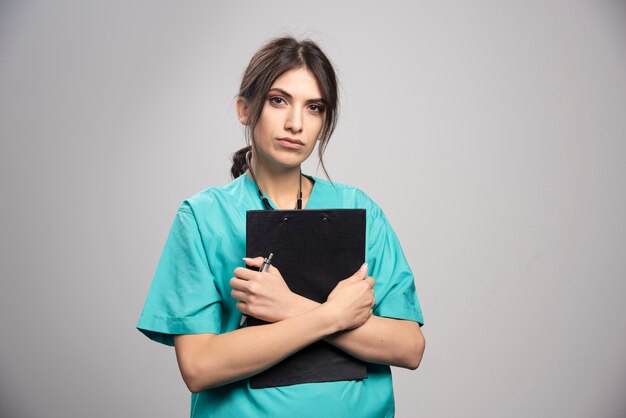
[230,257,303,323]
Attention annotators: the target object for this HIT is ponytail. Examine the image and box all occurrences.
[231,145,252,179]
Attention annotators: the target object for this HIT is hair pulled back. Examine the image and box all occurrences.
[231,36,339,179]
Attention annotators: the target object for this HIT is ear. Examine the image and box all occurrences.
[236,97,249,125]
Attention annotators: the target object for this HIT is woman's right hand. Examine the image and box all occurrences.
[325,263,376,331]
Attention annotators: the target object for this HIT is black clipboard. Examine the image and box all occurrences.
[246,209,367,388]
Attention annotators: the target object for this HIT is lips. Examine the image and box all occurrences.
[276,137,305,150]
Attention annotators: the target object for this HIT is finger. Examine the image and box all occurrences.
[243,256,266,268]
[233,267,258,280]
[364,277,376,288]
[344,263,369,283]
[266,264,281,276]
[230,289,248,302]
[231,276,257,292]
[236,301,249,315]
[355,262,368,279]
[230,277,247,291]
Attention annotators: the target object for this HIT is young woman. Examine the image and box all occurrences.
[137,36,425,418]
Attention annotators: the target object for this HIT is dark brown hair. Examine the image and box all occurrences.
[231,36,339,179]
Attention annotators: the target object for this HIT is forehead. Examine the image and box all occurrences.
[270,67,323,99]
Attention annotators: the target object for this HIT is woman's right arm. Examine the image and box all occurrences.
[173,272,375,393]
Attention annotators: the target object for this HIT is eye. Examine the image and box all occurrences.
[308,103,326,114]
[268,96,286,106]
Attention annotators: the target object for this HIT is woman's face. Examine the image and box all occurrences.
[249,67,326,171]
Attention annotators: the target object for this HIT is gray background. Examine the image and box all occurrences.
[1,1,625,417]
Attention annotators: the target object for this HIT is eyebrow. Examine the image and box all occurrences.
[268,88,326,105]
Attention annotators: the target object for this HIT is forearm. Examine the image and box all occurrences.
[290,296,425,369]
[175,304,339,392]
[326,316,424,369]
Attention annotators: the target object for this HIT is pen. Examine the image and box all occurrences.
[240,253,273,326]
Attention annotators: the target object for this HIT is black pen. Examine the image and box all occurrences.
[240,253,273,326]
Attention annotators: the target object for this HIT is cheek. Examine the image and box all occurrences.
[310,117,324,140]
[255,109,281,139]
[253,118,273,143]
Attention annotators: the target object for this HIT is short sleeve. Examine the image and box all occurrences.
[365,199,424,326]
[137,202,223,346]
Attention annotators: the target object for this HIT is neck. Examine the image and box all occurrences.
[249,155,304,210]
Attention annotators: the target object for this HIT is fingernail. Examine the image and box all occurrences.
[360,263,368,271]
[243,257,252,262]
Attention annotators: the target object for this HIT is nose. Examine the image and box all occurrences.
[284,107,303,134]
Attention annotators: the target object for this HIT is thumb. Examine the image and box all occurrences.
[243,256,265,268]
[351,262,368,280]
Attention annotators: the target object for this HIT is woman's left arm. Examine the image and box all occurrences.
[285,293,425,370]
[328,312,425,369]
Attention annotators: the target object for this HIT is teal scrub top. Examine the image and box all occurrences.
[137,173,424,418]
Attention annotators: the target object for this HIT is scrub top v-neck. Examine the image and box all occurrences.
[243,172,319,210]
[137,173,423,418]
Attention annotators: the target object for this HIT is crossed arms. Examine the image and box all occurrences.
[174,257,425,393]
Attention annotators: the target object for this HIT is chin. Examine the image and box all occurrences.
[277,159,306,170]
[272,152,311,168]
[256,147,314,170]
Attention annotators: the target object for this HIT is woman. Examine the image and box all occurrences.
[137,36,425,417]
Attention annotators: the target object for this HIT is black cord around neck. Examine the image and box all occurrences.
[245,150,302,210]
